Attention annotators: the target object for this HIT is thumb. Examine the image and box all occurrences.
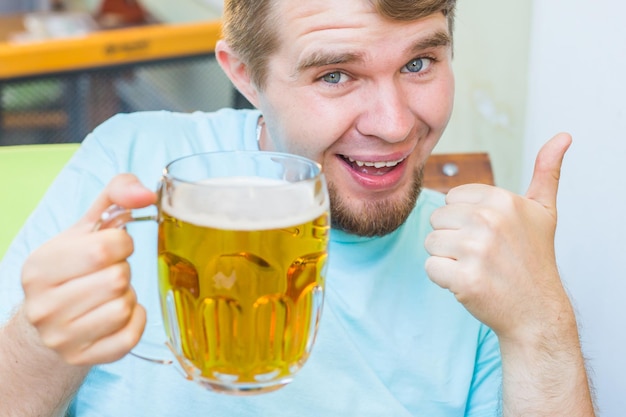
[79,173,157,227]
[525,132,572,209]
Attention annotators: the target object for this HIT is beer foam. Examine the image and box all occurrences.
[162,177,328,230]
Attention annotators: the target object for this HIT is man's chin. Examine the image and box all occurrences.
[328,176,423,237]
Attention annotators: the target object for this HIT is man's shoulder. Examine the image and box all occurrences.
[81,108,262,159]
[92,108,259,138]
[63,108,262,189]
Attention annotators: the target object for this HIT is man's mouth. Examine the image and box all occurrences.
[340,155,406,176]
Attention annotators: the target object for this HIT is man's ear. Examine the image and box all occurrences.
[216,40,260,108]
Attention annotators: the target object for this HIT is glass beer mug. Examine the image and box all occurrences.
[96,151,330,395]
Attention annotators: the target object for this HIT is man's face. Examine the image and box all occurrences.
[255,0,455,236]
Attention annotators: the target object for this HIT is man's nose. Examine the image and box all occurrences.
[356,80,415,143]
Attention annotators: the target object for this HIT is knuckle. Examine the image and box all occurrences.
[491,191,521,218]
[120,320,143,350]
[118,331,140,353]
[429,207,443,226]
[458,267,486,296]
[21,263,45,292]
[471,207,498,228]
[84,242,115,268]
[65,354,88,366]
[463,235,490,258]
[424,256,438,277]
[106,263,131,294]
[109,297,134,322]
[86,231,133,267]
[126,307,146,345]
[39,329,68,352]
[23,302,45,325]
[65,347,99,366]
[424,256,448,284]
[22,294,59,328]
[423,233,436,252]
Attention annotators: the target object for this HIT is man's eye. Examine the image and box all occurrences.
[321,71,343,84]
[402,58,432,73]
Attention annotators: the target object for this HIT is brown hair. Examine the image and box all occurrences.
[222,0,457,89]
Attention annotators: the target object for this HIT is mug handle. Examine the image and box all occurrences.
[93,204,174,366]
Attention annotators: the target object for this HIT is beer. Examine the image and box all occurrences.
[157,178,329,393]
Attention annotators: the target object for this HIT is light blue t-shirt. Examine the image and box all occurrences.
[0,109,502,416]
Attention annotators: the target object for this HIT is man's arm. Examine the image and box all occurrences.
[425,133,595,416]
[0,174,156,417]
[0,307,89,417]
[498,301,595,416]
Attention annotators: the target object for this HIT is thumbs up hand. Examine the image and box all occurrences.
[424,133,574,342]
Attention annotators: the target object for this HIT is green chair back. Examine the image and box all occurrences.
[0,143,79,258]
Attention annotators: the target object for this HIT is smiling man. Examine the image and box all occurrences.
[0,0,595,416]
[234,3,455,238]
[244,8,454,236]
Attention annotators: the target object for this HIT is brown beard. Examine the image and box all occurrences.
[328,166,424,237]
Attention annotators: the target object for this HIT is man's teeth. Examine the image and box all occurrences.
[346,156,404,168]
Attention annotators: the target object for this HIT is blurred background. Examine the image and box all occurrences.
[454,2,626,415]
[1,0,624,415]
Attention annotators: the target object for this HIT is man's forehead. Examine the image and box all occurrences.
[273,6,450,53]
[273,0,448,22]
[272,0,449,41]
[274,0,376,22]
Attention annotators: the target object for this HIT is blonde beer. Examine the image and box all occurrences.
[157,174,329,394]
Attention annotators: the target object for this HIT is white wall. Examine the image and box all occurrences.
[524,1,626,415]
[440,0,531,192]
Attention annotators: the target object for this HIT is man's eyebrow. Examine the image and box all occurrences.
[407,30,452,55]
[295,51,364,74]
[293,30,451,76]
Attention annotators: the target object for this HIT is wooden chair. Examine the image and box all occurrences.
[423,152,495,193]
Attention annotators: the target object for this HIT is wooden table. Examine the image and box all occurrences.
[0,13,222,143]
